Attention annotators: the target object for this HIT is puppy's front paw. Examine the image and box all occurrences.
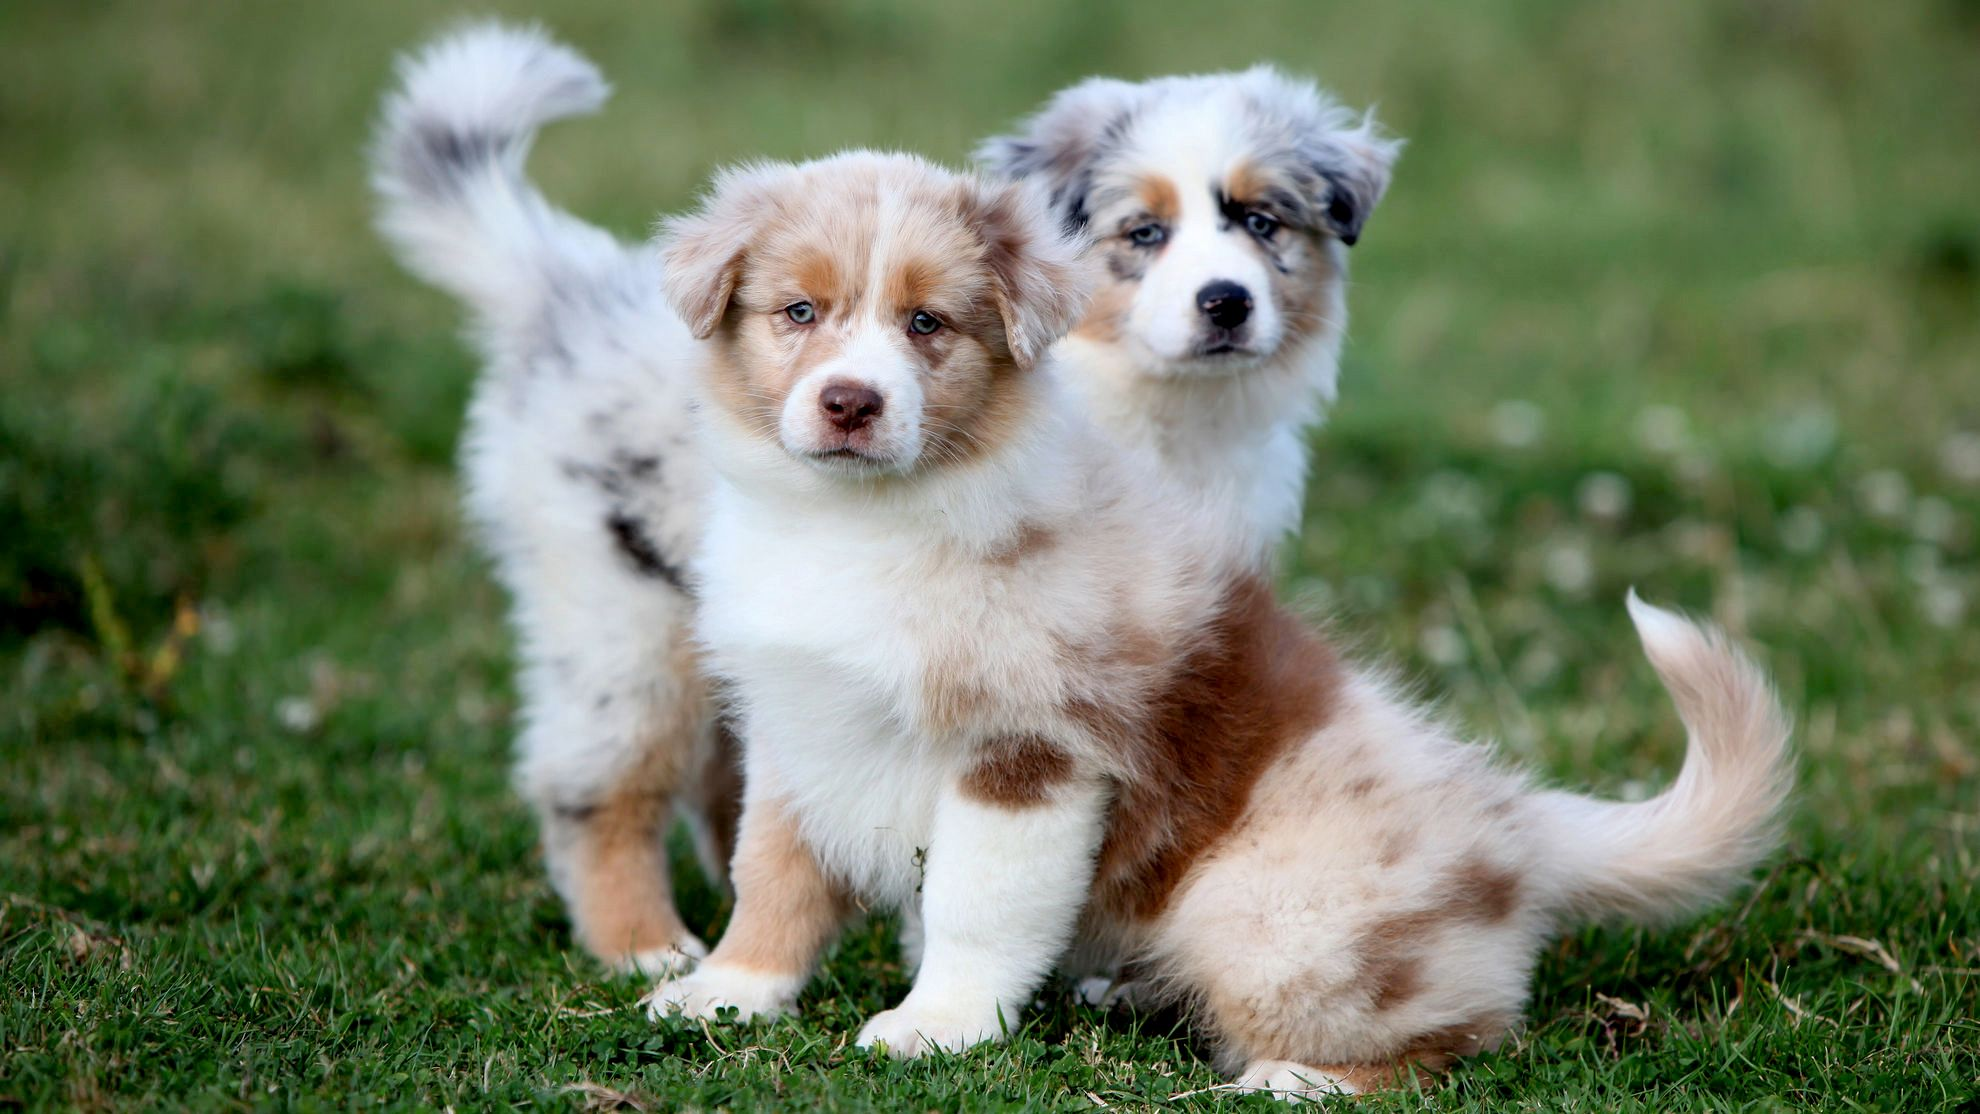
[616,934,708,979]
[855,999,1007,1058]
[643,964,800,1023]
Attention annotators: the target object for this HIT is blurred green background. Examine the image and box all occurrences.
[3,0,1975,1108]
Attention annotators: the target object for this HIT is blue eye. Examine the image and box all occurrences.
[908,310,942,335]
[1128,223,1166,247]
[785,302,816,324]
[1244,211,1280,238]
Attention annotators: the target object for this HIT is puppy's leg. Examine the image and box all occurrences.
[856,749,1108,1058]
[512,556,709,976]
[647,793,847,1022]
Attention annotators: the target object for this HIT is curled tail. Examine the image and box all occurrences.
[371,22,620,328]
[1540,591,1794,924]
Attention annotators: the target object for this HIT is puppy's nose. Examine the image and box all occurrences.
[1196,280,1252,330]
[819,383,885,432]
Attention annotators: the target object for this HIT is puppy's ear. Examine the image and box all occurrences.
[960,179,1094,370]
[657,162,788,339]
[976,77,1141,230]
[1311,117,1402,247]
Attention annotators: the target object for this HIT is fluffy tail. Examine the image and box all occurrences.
[1539,591,1794,924]
[371,22,620,328]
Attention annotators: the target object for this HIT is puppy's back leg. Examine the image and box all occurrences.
[508,529,711,975]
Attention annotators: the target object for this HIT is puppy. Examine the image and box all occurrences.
[981,70,1400,553]
[647,152,1793,1098]
[372,24,733,975]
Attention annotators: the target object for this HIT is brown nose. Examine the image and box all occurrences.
[819,383,884,432]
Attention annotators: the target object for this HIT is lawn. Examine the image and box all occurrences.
[3,0,1976,1109]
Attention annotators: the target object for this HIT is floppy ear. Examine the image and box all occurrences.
[960,179,1094,370]
[1310,116,1402,248]
[656,162,788,339]
[976,77,1141,230]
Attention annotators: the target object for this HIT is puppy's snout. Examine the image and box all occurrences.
[819,382,885,432]
[1196,280,1253,330]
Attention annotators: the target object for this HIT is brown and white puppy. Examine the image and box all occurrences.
[647,151,1793,1099]
[981,69,1400,554]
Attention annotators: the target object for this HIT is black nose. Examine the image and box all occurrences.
[820,383,885,432]
[1196,280,1252,330]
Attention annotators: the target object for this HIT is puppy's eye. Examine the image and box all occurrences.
[1326,196,1355,229]
[1244,211,1280,238]
[908,310,942,335]
[1127,223,1167,247]
[785,302,816,325]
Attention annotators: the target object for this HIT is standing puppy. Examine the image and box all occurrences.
[372,24,731,976]
[981,70,1400,552]
[649,152,1793,1098]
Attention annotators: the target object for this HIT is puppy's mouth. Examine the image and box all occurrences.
[1189,328,1264,361]
[798,438,900,473]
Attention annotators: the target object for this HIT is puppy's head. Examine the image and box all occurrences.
[660,152,1087,477]
[980,67,1399,375]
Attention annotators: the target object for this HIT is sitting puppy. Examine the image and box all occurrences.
[648,152,1793,1098]
[980,69,1400,552]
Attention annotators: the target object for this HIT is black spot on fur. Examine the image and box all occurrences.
[606,511,689,594]
[400,121,506,200]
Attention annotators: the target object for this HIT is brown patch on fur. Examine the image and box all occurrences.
[703,795,849,976]
[1448,856,1522,923]
[1351,857,1523,1013]
[790,250,847,309]
[1083,576,1344,920]
[1368,953,1423,1011]
[959,735,1077,807]
[1133,174,1180,225]
[987,520,1058,566]
[922,650,996,737]
[1376,827,1415,867]
[1222,160,1270,211]
[1071,278,1133,344]
[1344,775,1380,799]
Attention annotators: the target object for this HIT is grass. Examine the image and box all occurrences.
[3,0,1976,1108]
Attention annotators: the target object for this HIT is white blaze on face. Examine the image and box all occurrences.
[774,198,932,472]
[1122,99,1283,368]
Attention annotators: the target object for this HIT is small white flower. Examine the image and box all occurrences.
[1419,625,1467,667]
[1576,472,1633,523]
[1514,643,1561,687]
[1778,506,1825,554]
[1420,470,1485,522]
[1634,405,1689,455]
[276,696,320,734]
[1544,541,1595,596]
[1491,400,1544,449]
[1764,406,1838,471]
[201,608,239,655]
[1856,470,1911,522]
[1940,431,1980,486]
[1921,582,1967,629]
